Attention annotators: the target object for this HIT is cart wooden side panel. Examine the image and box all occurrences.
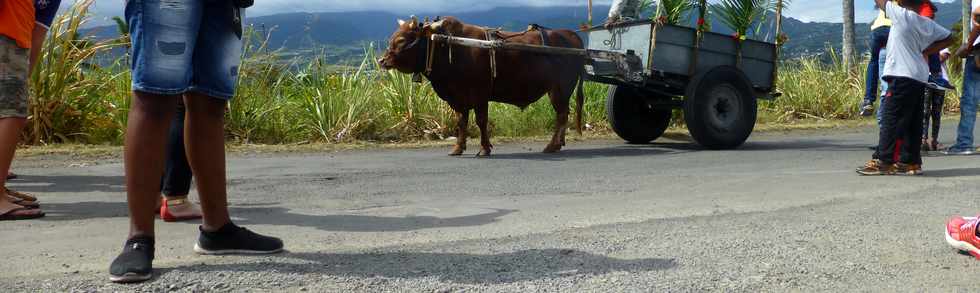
[587,22,777,90]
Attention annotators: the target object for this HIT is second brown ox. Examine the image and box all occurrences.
[378,16,586,156]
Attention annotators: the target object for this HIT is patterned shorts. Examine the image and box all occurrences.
[0,35,29,119]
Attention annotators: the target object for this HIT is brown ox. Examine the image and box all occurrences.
[378,16,585,156]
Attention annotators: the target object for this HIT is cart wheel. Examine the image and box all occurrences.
[683,66,757,149]
[606,85,672,144]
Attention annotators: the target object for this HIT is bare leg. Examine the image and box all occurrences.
[125,92,179,238]
[450,109,469,156]
[0,118,26,189]
[544,90,570,153]
[475,103,492,157]
[182,93,232,231]
[0,117,39,217]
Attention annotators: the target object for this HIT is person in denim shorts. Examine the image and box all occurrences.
[109,0,282,283]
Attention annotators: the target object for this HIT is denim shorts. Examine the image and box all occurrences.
[125,0,243,100]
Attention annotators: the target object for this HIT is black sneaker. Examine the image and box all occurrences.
[194,223,283,255]
[109,236,155,283]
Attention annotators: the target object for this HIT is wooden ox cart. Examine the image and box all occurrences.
[429,0,784,149]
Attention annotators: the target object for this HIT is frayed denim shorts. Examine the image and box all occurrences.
[125,0,243,100]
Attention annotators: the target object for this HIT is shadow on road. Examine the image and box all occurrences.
[487,145,685,161]
[487,139,867,161]
[231,206,516,232]
[37,201,129,221]
[6,175,125,193]
[160,249,676,284]
[739,139,869,151]
[32,200,513,233]
[922,167,980,178]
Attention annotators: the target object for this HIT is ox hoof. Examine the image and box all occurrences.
[542,145,562,153]
[449,146,466,156]
[476,149,492,157]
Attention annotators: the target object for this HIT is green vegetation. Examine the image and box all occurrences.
[21,1,966,146]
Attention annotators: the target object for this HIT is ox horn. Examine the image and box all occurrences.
[397,19,406,26]
[430,19,445,31]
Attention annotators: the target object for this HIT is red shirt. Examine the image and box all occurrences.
[0,0,35,48]
[919,1,936,19]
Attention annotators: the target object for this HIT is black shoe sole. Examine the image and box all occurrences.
[194,243,283,255]
[109,272,152,283]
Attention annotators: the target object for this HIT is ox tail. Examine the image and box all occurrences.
[575,69,585,135]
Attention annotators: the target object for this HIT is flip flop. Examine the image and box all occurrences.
[6,195,39,209]
[0,207,44,221]
[6,188,37,203]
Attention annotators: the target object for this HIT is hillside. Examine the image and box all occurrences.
[82,3,965,63]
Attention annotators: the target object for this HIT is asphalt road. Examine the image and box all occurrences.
[3,124,980,292]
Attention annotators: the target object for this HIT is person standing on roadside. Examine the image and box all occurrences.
[109,0,283,283]
[944,0,980,155]
[0,0,62,220]
[860,4,892,117]
[157,100,204,222]
[857,0,953,176]
[5,0,63,200]
[605,0,641,28]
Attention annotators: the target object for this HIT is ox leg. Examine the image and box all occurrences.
[475,103,492,157]
[450,109,469,156]
[544,90,570,153]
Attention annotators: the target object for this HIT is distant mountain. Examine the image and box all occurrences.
[82,3,965,62]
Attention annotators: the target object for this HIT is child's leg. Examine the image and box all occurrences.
[901,85,927,165]
[932,90,945,141]
[864,27,889,103]
[929,54,942,76]
[922,88,931,144]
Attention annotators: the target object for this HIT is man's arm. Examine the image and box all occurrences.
[925,35,954,56]
[28,25,48,75]
[956,6,980,57]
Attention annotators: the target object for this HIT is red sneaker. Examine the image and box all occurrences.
[160,197,203,222]
[945,216,980,258]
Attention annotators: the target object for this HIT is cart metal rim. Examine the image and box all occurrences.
[706,84,741,131]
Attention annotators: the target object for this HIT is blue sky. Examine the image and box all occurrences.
[80,0,960,25]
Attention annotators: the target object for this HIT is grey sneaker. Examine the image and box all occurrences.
[942,148,976,156]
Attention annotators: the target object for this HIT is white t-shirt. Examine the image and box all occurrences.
[974,1,980,46]
[882,2,951,84]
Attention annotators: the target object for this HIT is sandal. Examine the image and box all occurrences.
[160,196,203,222]
[0,206,44,221]
[6,195,39,208]
[6,188,37,203]
[5,172,16,180]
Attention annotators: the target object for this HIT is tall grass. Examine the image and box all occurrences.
[28,0,127,144]
[24,1,966,147]
[767,49,963,123]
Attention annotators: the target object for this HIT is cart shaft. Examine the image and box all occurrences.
[430,34,587,56]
